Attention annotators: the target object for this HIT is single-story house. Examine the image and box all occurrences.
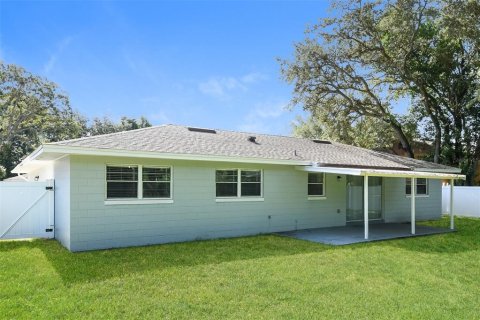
[12,124,464,251]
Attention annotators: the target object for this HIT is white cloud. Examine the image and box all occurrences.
[198,77,243,99]
[122,50,162,86]
[43,36,73,74]
[241,72,268,84]
[148,111,170,124]
[237,101,288,134]
[198,72,267,100]
[139,96,170,124]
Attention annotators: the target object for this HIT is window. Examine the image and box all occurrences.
[308,173,325,197]
[143,167,171,198]
[216,169,262,198]
[406,178,428,196]
[106,165,172,200]
[241,170,261,196]
[106,166,138,198]
[216,170,238,197]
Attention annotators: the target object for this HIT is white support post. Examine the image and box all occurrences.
[364,175,369,240]
[138,165,143,200]
[450,179,454,230]
[411,177,416,235]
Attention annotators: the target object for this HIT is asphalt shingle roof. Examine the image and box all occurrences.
[49,124,458,172]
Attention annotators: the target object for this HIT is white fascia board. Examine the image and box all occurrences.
[11,146,45,174]
[363,169,465,180]
[295,166,363,176]
[36,144,312,166]
[26,145,44,161]
[296,166,466,180]
[413,167,462,174]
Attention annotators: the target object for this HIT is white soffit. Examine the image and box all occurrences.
[296,166,466,180]
[11,160,52,174]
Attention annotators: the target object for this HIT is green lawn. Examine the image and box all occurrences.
[1,217,479,319]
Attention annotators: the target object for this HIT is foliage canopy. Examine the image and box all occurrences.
[0,62,152,178]
[281,0,480,184]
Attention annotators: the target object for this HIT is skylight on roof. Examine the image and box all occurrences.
[312,139,331,144]
[187,127,216,134]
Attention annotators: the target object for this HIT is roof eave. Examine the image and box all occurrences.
[11,146,45,174]
[15,144,313,172]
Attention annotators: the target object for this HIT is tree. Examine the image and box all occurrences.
[88,116,152,136]
[0,165,6,181]
[281,0,480,184]
[0,62,155,178]
[0,62,86,177]
[279,2,417,158]
[293,113,400,151]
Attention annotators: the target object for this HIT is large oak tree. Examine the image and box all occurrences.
[281,0,480,184]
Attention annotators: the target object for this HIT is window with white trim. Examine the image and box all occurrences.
[406,178,428,195]
[308,173,325,196]
[106,165,172,199]
[142,167,171,198]
[106,166,138,198]
[216,169,262,198]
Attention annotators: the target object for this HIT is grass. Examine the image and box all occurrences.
[1,216,479,319]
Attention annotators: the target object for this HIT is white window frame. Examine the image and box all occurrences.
[215,168,264,202]
[105,164,173,205]
[307,172,326,200]
[405,178,429,197]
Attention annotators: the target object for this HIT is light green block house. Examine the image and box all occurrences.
[13,125,464,251]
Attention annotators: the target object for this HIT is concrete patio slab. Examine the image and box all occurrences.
[277,223,454,245]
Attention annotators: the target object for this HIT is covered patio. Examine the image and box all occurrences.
[278,223,454,245]
[295,165,465,242]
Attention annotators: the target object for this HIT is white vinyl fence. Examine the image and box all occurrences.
[442,186,480,218]
[0,180,55,239]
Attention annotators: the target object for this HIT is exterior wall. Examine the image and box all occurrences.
[383,177,442,222]
[53,156,71,249]
[68,155,347,251]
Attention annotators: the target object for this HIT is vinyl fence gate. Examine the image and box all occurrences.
[0,180,54,239]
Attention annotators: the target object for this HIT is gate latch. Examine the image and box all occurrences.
[46,186,54,191]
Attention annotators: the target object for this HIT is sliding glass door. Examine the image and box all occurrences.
[346,176,383,222]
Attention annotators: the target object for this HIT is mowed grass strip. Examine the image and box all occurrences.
[1,216,479,319]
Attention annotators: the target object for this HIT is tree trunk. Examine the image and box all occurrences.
[423,97,442,163]
[389,120,415,158]
[433,126,441,164]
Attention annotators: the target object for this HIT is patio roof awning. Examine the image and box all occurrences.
[295,166,466,180]
[296,164,462,241]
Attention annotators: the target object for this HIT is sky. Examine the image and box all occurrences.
[0,0,332,135]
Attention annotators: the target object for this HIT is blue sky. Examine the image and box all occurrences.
[0,0,331,135]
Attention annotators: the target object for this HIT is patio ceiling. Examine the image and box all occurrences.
[295,166,466,180]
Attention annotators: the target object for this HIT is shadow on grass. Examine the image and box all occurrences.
[380,216,480,254]
[0,234,331,285]
[1,217,478,285]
